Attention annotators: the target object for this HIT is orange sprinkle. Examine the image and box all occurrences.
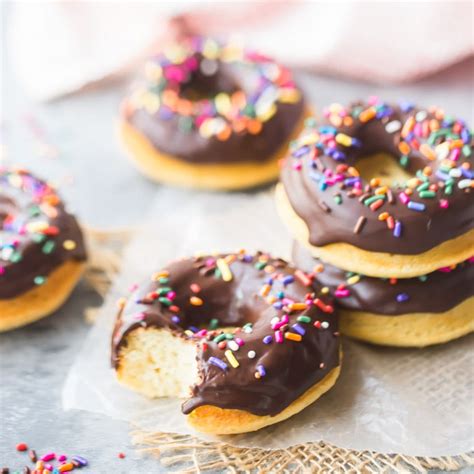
[370,178,381,187]
[370,199,384,211]
[285,332,302,342]
[450,139,464,149]
[348,167,359,177]
[190,296,203,306]
[247,119,262,135]
[359,107,376,122]
[429,119,440,131]
[289,303,307,311]
[401,116,415,138]
[217,126,232,141]
[389,278,397,285]
[419,143,435,160]
[378,212,389,221]
[398,141,411,155]
[375,186,388,195]
[343,116,354,127]
[423,166,432,176]
[386,216,395,229]
[260,284,271,297]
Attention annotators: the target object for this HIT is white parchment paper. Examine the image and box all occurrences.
[63,188,474,456]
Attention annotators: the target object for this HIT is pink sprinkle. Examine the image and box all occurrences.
[235,337,245,346]
[368,95,378,105]
[0,267,5,275]
[128,284,138,292]
[41,453,55,462]
[44,463,54,471]
[196,329,207,337]
[438,266,453,273]
[335,289,350,298]
[450,148,460,161]
[468,256,474,263]
[439,199,449,209]
[205,258,215,267]
[58,455,67,462]
[333,174,344,183]
[292,162,302,171]
[167,291,176,300]
[399,192,410,204]
[275,330,283,343]
[324,169,333,177]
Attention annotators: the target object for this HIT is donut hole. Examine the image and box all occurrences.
[180,57,240,102]
[356,153,414,187]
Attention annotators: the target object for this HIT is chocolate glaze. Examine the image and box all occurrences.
[112,252,340,416]
[129,101,304,164]
[281,101,474,254]
[292,241,474,315]
[0,169,86,299]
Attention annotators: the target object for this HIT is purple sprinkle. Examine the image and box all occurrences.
[309,171,322,182]
[72,456,88,467]
[263,335,273,344]
[257,364,266,377]
[283,275,295,285]
[273,301,283,310]
[351,137,362,147]
[407,201,426,212]
[399,101,414,113]
[461,128,470,143]
[292,145,310,158]
[243,254,253,263]
[435,170,450,181]
[461,167,474,179]
[188,326,198,333]
[292,324,306,336]
[171,315,180,324]
[266,277,274,285]
[209,356,228,371]
[332,150,346,161]
[397,293,410,303]
[344,177,360,186]
[393,221,402,238]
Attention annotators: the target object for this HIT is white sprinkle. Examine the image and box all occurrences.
[449,168,462,178]
[435,143,450,161]
[458,179,472,189]
[321,321,330,329]
[248,350,256,359]
[415,110,428,122]
[200,59,218,76]
[385,120,401,133]
[228,340,240,351]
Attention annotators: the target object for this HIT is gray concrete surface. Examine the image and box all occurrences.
[0,4,473,472]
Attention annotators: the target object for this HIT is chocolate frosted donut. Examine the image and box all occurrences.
[277,99,474,278]
[292,241,474,347]
[112,251,341,434]
[0,168,87,331]
[120,37,307,190]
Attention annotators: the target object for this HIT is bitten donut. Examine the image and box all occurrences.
[277,99,474,278]
[120,37,307,190]
[112,251,341,435]
[293,241,474,347]
[0,168,87,331]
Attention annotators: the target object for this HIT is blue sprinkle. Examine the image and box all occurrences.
[292,145,310,158]
[461,167,474,179]
[171,315,180,324]
[309,171,322,182]
[344,177,360,186]
[320,125,337,134]
[72,456,88,467]
[461,128,471,143]
[399,101,414,113]
[283,275,294,285]
[243,254,253,262]
[435,170,450,181]
[277,291,285,299]
[319,181,328,191]
[273,301,283,310]
[393,221,402,238]
[209,356,228,371]
[351,137,362,147]
[188,326,199,333]
[292,324,306,336]
[257,364,267,377]
[407,201,426,212]
[396,293,410,303]
[263,335,273,344]
[332,150,346,161]
[266,277,274,285]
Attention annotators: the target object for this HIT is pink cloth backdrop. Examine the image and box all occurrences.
[7,1,474,101]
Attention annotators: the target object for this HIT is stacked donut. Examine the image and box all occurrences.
[277,98,474,347]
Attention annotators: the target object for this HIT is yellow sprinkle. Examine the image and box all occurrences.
[184,330,194,337]
[63,239,77,251]
[152,271,169,281]
[348,167,359,177]
[216,258,233,282]
[407,178,420,189]
[378,212,389,221]
[258,103,277,122]
[375,186,388,195]
[215,93,232,116]
[278,88,301,104]
[321,287,330,294]
[117,297,127,309]
[347,275,360,285]
[300,132,319,146]
[225,349,239,368]
[190,296,203,306]
[266,295,277,304]
[26,221,49,233]
[313,264,324,273]
[224,254,237,264]
[335,133,352,147]
[285,332,302,342]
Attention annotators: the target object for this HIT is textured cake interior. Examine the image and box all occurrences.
[117,327,198,399]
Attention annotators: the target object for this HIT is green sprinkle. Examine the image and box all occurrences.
[444,185,453,195]
[297,315,311,324]
[416,182,430,192]
[418,275,428,282]
[42,240,56,254]
[158,287,172,296]
[28,205,41,217]
[178,116,193,132]
[462,144,471,157]
[334,194,342,205]
[34,275,46,285]
[304,117,317,127]
[419,190,436,199]
[225,333,234,340]
[214,333,227,343]
[399,155,409,168]
[255,261,266,270]
[32,233,46,244]
[214,268,222,278]
[416,170,429,181]
[364,195,386,206]
[158,297,172,306]
[209,318,219,330]
[159,277,169,284]
[10,252,22,263]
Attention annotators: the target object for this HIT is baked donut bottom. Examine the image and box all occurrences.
[275,184,474,279]
[119,111,309,191]
[0,260,86,332]
[339,296,474,347]
[116,326,341,435]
